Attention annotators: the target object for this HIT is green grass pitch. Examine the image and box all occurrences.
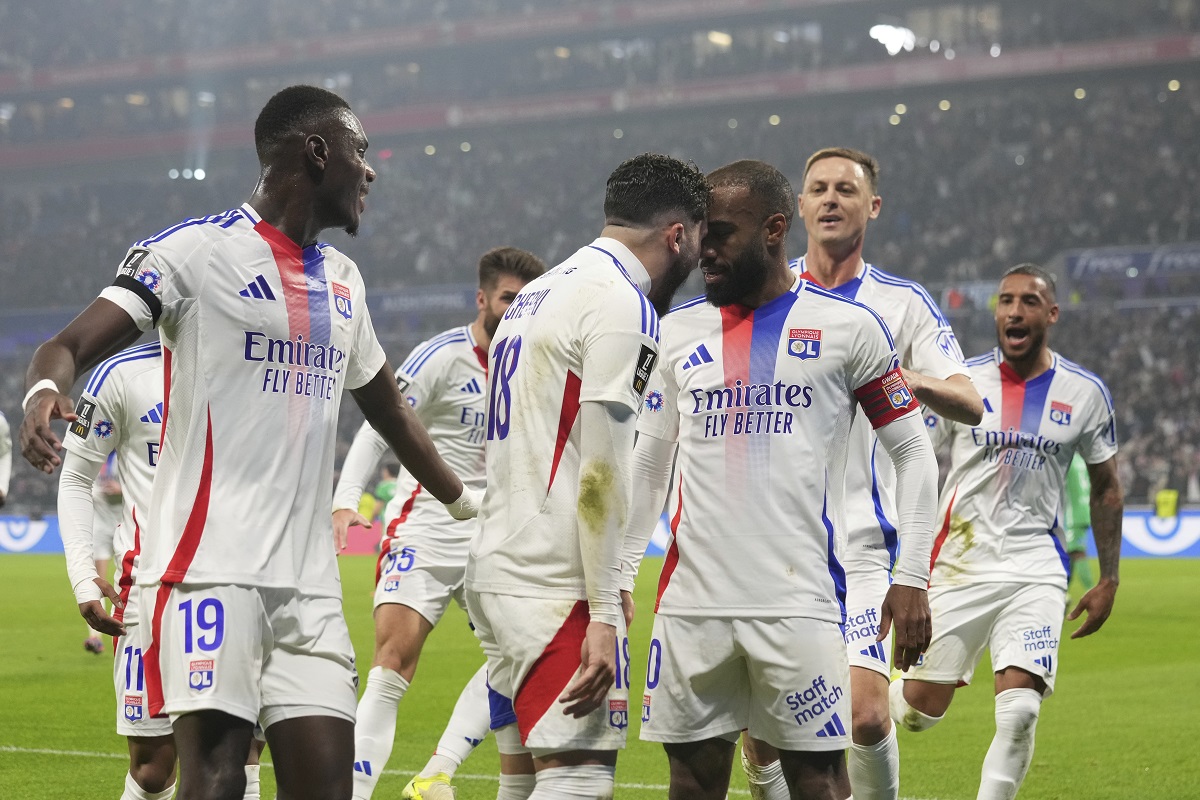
[2,555,1196,799]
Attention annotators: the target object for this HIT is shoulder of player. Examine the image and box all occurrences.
[1053,353,1114,410]
[862,265,948,324]
[133,206,247,259]
[82,341,164,398]
[313,242,365,286]
[798,281,895,344]
[398,327,472,377]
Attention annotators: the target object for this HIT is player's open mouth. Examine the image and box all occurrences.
[818,214,841,225]
[701,264,726,284]
[1004,326,1029,347]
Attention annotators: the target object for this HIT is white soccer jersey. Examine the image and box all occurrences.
[792,258,970,574]
[63,342,163,626]
[0,410,10,498]
[925,349,1117,589]
[467,238,660,601]
[333,325,488,546]
[98,204,386,597]
[637,277,919,623]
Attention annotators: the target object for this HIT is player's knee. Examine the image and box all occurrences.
[851,698,892,745]
[994,688,1042,737]
[128,761,175,795]
[889,680,944,733]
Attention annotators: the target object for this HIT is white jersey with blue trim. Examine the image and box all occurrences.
[467,237,659,601]
[63,343,163,625]
[790,258,969,575]
[636,277,919,622]
[98,203,386,597]
[925,349,1117,590]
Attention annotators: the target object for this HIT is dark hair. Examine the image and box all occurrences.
[478,246,547,291]
[1003,263,1058,300]
[254,85,352,162]
[604,153,710,227]
[803,146,881,194]
[707,159,795,233]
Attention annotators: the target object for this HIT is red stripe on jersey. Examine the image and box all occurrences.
[720,305,753,387]
[160,346,171,449]
[853,368,919,428]
[375,484,422,586]
[159,411,215,584]
[546,370,582,493]
[797,270,823,286]
[513,600,590,745]
[255,220,311,349]
[144,581,173,717]
[998,362,1026,431]
[112,508,141,625]
[474,345,488,372]
[927,488,958,585]
[655,472,685,613]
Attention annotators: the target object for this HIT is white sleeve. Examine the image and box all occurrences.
[332,421,392,511]
[620,433,676,592]
[98,240,204,333]
[0,413,11,498]
[577,400,636,627]
[874,411,939,588]
[579,284,660,412]
[904,293,970,380]
[59,451,106,605]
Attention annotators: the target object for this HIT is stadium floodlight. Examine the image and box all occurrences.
[57,97,75,109]
[990,44,1002,57]
[424,145,436,155]
[768,115,781,126]
[707,31,733,48]
[1168,80,1181,92]
[194,168,206,180]
[939,99,952,111]
[460,142,471,152]
[182,168,193,179]
[196,91,216,107]
[869,24,915,56]
[613,129,623,139]
[889,114,901,126]
[125,93,148,106]
[554,46,570,59]
[1075,88,1087,100]
[727,118,738,129]
[895,103,907,115]
[168,169,179,179]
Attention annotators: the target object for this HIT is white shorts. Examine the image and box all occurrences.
[142,583,358,727]
[114,625,173,738]
[373,533,468,625]
[842,566,893,676]
[907,582,1066,696]
[465,591,629,755]
[640,615,850,751]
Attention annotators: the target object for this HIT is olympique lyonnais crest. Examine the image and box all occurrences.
[124,694,143,722]
[788,328,822,360]
[608,699,629,730]
[332,282,353,320]
[384,577,400,592]
[189,659,215,692]
[882,371,914,410]
[1049,401,1073,426]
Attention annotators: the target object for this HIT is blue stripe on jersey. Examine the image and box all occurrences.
[867,266,949,326]
[822,486,848,623]
[1048,526,1070,574]
[822,275,863,301]
[670,294,707,313]
[136,207,243,247]
[965,351,997,367]
[218,210,244,229]
[750,289,797,386]
[869,439,900,571]
[85,341,162,395]
[303,245,331,346]
[801,282,896,351]
[401,330,468,375]
[1055,356,1115,412]
[587,244,659,340]
[1020,368,1056,433]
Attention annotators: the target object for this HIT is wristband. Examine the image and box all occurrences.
[22,379,60,414]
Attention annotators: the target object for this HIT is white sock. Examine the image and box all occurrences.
[977,688,1042,800]
[351,666,410,800]
[741,747,789,800]
[497,772,537,800]
[529,765,615,799]
[849,726,899,800]
[242,764,260,800]
[421,663,491,778]
[889,680,943,732]
[121,771,175,800]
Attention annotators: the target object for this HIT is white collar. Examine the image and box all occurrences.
[588,237,652,294]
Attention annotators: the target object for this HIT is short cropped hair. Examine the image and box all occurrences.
[604,153,710,227]
[803,147,880,195]
[254,85,352,162]
[707,159,795,232]
[1002,263,1058,300]
[478,246,547,291]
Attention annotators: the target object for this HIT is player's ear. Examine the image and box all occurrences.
[870,194,882,220]
[764,212,788,247]
[476,287,486,312]
[666,221,685,255]
[1047,302,1060,325]
[305,134,329,172]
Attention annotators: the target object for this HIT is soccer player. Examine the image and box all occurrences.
[464,153,709,799]
[331,246,546,800]
[1064,454,1097,591]
[621,159,938,800]
[20,85,479,800]
[0,410,9,508]
[890,265,1124,800]
[85,455,123,655]
[740,147,983,800]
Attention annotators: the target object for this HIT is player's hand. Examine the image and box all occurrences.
[80,577,125,637]
[1068,577,1117,638]
[621,590,635,628]
[332,508,369,551]
[20,390,76,474]
[879,583,932,671]
[445,486,484,520]
[559,621,616,718]
[900,368,926,395]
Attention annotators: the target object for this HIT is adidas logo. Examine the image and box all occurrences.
[681,343,714,370]
[140,402,164,424]
[239,275,277,301]
[1033,654,1054,672]
[814,713,847,738]
[352,761,372,776]
[460,378,483,394]
[858,643,887,663]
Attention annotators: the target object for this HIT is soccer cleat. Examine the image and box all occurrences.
[84,636,104,654]
[400,773,456,800]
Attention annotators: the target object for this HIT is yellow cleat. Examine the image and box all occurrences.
[400,773,456,800]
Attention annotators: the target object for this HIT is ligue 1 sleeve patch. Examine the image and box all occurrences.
[854,368,918,429]
[632,345,658,395]
[68,397,96,439]
[112,247,163,324]
[332,282,353,319]
[787,328,822,360]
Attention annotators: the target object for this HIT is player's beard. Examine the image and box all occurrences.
[705,245,770,307]
[482,308,503,339]
[648,250,697,317]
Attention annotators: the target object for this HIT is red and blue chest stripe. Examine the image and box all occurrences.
[998,362,1056,433]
